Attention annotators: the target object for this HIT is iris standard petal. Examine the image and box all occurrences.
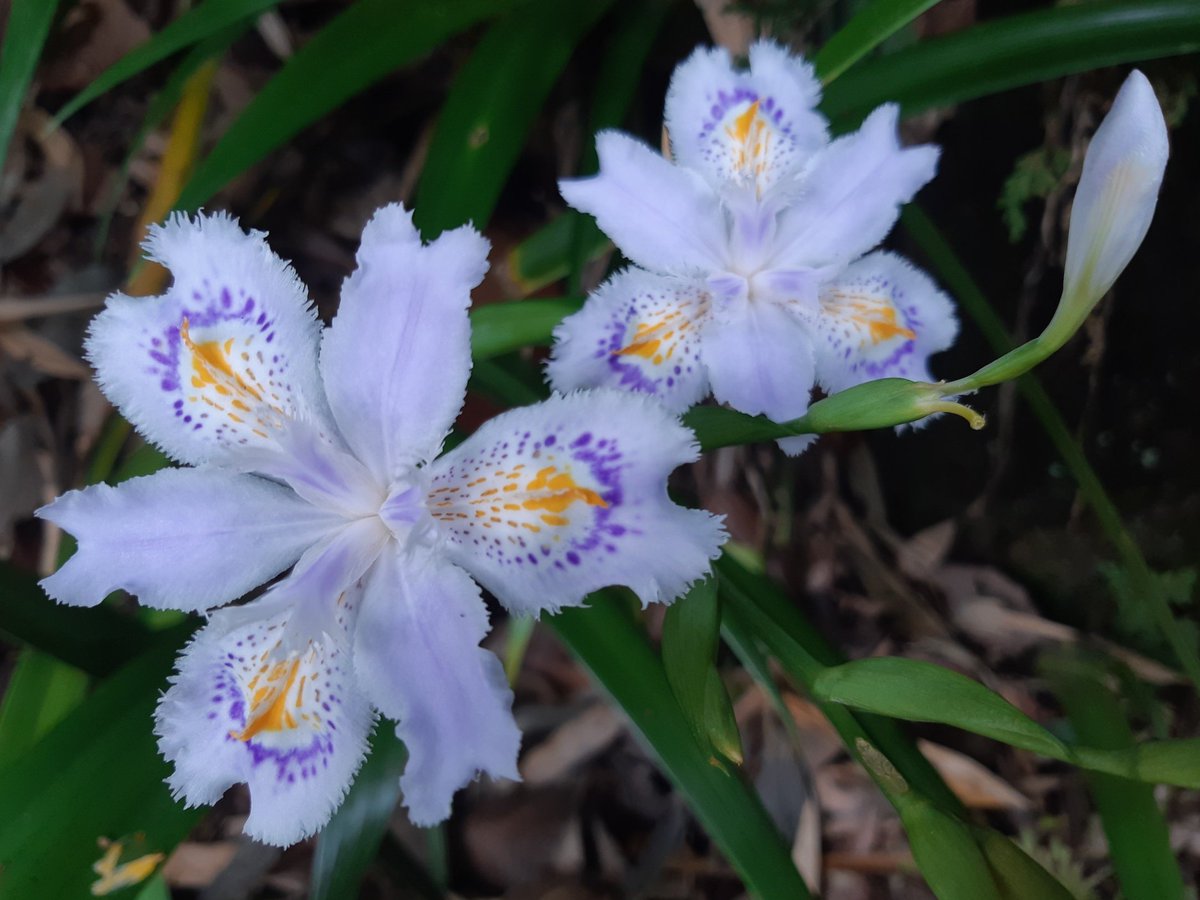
[770,104,938,270]
[37,467,339,611]
[320,204,489,478]
[1061,70,1168,308]
[155,594,375,846]
[808,251,958,395]
[426,390,725,613]
[86,212,332,467]
[546,268,711,413]
[353,548,520,826]
[665,39,827,195]
[559,131,728,275]
[702,299,816,424]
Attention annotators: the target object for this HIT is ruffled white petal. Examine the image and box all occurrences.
[87,212,331,467]
[545,268,711,414]
[807,251,958,395]
[426,390,725,613]
[559,131,728,275]
[156,593,374,846]
[1062,70,1168,305]
[702,299,816,424]
[320,204,488,478]
[37,467,338,611]
[665,40,827,195]
[770,104,939,270]
[352,547,520,825]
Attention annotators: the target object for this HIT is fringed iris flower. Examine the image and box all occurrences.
[548,41,959,453]
[38,206,724,845]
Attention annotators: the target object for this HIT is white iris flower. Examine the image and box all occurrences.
[548,41,959,453]
[38,206,724,845]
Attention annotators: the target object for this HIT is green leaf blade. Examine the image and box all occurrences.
[0,626,201,899]
[176,0,517,215]
[813,0,942,84]
[469,297,582,361]
[0,0,61,174]
[1049,657,1186,900]
[413,0,614,237]
[822,0,1200,129]
[812,657,1070,759]
[311,731,413,900]
[550,594,812,899]
[0,649,87,769]
[54,0,282,125]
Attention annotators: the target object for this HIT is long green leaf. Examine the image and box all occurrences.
[53,0,281,125]
[719,564,1071,898]
[0,625,201,898]
[890,787,1003,900]
[311,731,412,900]
[503,0,667,295]
[0,561,156,677]
[813,0,942,84]
[469,297,582,360]
[663,576,742,761]
[176,0,519,214]
[813,657,1072,759]
[815,656,1200,789]
[716,556,965,814]
[0,0,61,174]
[0,649,87,768]
[550,594,811,899]
[1048,655,1185,900]
[821,0,1200,128]
[413,0,614,237]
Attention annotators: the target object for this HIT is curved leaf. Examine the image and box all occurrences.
[176,0,519,213]
[414,0,614,236]
[813,0,942,84]
[0,0,61,173]
[822,0,1200,128]
[53,0,281,125]
[551,594,811,898]
[0,626,201,899]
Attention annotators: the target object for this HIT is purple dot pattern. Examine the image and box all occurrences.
[206,600,357,787]
[697,88,798,193]
[427,423,636,584]
[816,275,923,386]
[142,280,299,450]
[549,274,711,414]
[596,287,708,399]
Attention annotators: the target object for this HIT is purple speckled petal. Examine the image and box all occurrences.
[37,467,339,612]
[805,251,958,395]
[352,547,520,826]
[86,212,334,468]
[546,268,711,414]
[665,40,827,196]
[156,592,374,846]
[320,204,488,480]
[425,390,726,613]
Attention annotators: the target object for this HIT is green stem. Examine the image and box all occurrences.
[903,205,1200,693]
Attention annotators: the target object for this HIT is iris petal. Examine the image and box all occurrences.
[352,548,520,825]
[38,467,339,612]
[427,390,725,613]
